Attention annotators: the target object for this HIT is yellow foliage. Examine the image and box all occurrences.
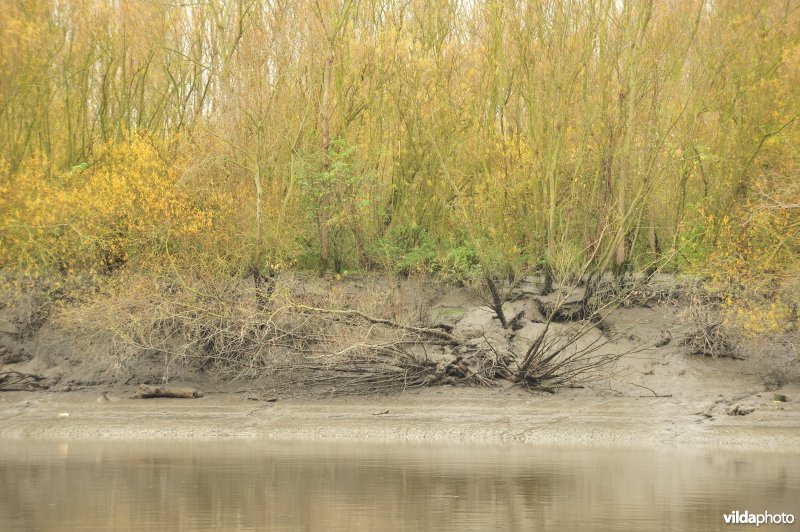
[722,300,795,336]
[701,143,800,335]
[0,0,798,280]
[0,134,213,273]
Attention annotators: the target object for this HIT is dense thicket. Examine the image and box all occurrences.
[1,0,797,295]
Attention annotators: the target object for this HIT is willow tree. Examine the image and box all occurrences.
[1,0,798,283]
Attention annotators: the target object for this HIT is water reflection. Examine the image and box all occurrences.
[1,441,797,531]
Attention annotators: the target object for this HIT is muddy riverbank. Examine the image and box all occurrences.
[2,380,798,451]
[2,275,799,451]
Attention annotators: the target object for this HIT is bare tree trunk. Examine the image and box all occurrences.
[318,50,334,273]
[252,161,273,309]
[254,162,263,269]
[648,209,658,255]
[614,236,626,270]
[541,265,554,296]
[485,275,508,329]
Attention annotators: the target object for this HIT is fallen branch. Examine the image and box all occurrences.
[130,384,204,399]
[292,304,463,345]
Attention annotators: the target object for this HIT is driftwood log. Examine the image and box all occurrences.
[130,384,203,399]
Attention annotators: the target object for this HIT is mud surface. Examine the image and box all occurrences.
[2,379,798,450]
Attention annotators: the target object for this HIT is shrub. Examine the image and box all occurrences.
[0,134,214,274]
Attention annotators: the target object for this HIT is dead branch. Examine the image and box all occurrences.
[67,270,660,397]
[290,304,463,344]
[130,384,204,399]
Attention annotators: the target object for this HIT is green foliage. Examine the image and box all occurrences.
[674,205,714,270]
[300,138,357,207]
[374,225,438,275]
[442,242,483,278]
[297,137,377,271]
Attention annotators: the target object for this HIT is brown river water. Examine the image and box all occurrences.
[1,440,798,531]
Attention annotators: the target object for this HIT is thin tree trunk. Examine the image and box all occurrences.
[318,50,334,273]
[253,161,271,308]
[485,275,508,329]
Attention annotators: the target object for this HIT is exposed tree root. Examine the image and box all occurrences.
[0,370,48,391]
[64,272,670,397]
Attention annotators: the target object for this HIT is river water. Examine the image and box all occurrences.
[1,440,797,531]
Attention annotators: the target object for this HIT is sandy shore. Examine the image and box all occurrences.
[2,383,799,451]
